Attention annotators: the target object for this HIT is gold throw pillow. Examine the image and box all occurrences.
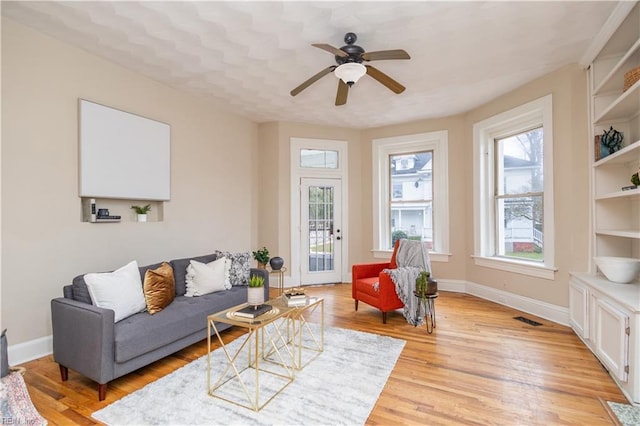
[143,262,175,314]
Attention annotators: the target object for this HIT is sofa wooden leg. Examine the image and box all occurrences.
[382,311,387,324]
[59,365,68,381]
[98,383,107,401]
[355,300,359,311]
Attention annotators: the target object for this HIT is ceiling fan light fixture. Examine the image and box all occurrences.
[334,63,366,86]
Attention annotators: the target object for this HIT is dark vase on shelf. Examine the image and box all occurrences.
[269,256,284,271]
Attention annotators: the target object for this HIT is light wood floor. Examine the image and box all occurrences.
[19,284,627,425]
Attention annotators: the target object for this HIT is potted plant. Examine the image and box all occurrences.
[252,246,270,269]
[247,274,265,306]
[131,204,151,222]
[415,271,437,300]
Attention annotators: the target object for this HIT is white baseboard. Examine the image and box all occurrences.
[9,335,52,367]
[465,281,570,326]
[10,279,569,366]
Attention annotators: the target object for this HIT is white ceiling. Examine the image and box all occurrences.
[2,1,616,129]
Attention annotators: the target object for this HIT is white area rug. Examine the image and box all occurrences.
[93,325,405,425]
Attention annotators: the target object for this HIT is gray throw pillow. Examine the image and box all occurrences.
[215,251,250,286]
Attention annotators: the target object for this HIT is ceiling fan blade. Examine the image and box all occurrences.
[366,65,405,94]
[361,49,411,61]
[335,80,349,106]
[312,43,349,57]
[290,66,336,96]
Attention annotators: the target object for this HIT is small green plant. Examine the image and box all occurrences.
[252,246,270,264]
[248,275,265,288]
[131,204,151,214]
[415,270,430,297]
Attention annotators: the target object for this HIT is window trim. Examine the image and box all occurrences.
[472,95,556,279]
[372,131,450,261]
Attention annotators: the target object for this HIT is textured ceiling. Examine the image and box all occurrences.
[2,1,616,129]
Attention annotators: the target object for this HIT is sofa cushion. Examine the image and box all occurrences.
[215,251,251,286]
[170,254,217,296]
[185,258,229,296]
[84,260,147,322]
[143,262,175,314]
[113,287,248,363]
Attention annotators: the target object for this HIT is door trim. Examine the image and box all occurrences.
[290,138,349,286]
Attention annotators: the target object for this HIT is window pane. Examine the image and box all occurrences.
[497,128,543,195]
[497,195,543,261]
[308,185,334,272]
[300,149,338,168]
[389,151,433,249]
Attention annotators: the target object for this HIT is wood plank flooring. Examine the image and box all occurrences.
[17,284,627,425]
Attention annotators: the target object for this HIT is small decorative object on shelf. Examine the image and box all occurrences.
[131,204,151,222]
[594,135,601,161]
[623,65,640,92]
[600,126,623,157]
[247,274,265,306]
[631,169,640,187]
[269,256,284,270]
[252,246,270,269]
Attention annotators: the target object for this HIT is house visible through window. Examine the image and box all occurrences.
[372,131,449,258]
[390,152,433,248]
[473,95,555,279]
[495,128,543,261]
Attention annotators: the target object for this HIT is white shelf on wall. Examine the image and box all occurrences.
[570,0,640,406]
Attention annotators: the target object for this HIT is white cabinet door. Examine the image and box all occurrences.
[569,279,589,339]
[594,297,630,382]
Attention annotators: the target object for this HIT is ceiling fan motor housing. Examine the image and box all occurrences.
[336,32,365,65]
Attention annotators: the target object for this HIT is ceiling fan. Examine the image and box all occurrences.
[290,32,411,106]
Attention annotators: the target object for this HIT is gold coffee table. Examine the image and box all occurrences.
[207,302,295,412]
[265,295,324,370]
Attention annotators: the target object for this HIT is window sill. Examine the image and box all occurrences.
[472,255,557,280]
[372,250,451,263]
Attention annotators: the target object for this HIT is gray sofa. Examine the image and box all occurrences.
[51,253,269,401]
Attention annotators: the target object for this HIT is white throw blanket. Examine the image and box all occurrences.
[384,239,432,326]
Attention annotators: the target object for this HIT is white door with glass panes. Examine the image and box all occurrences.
[300,178,342,285]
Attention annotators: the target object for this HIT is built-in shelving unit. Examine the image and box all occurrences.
[569,1,640,407]
[80,197,164,223]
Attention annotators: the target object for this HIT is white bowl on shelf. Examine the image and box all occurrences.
[594,256,640,284]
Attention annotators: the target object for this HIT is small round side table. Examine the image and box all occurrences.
[413,291,438,333]
[268,266,287,295]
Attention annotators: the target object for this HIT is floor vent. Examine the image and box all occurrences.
[514,316,543,326]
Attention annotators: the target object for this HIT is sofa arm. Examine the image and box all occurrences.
[250,268,270,299]
[51,297,115,384]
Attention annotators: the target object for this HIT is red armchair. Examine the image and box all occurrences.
[352,240,403,324]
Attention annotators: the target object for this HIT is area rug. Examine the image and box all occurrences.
[93,325,405,425]
[603,400,640,426]
[1,371,47,426]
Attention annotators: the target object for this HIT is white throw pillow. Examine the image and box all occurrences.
[84,260,146,322]
[185,257,230,297]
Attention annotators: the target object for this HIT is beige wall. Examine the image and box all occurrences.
[2,17,590,349]
[257,121,361,277]
[1,19,260,344]
[360,64,589,307]
[462,64,590,306]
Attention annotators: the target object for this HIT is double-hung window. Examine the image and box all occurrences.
[372,131,449,261]
[473,95,556,279]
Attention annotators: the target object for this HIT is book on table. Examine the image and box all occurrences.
[234,304,272,319]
